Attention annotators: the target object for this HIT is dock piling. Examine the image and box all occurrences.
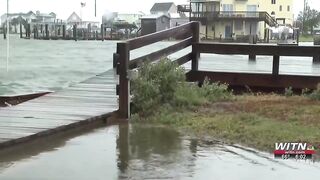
[73,24,77,41]
[3,26,6,39]
[45,24,49,40]
[19,23,22,38]
[101,24,104,41]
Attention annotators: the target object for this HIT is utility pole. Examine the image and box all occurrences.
[302,0,307,34]
[6,0,10,72]
[95,0,97,17]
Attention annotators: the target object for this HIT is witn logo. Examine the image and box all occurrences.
[275,143,307,151]
[274,142,316,156]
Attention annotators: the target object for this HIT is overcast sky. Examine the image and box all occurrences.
[0,0,319,21]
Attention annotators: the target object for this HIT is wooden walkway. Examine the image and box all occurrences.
[0,69,118,149]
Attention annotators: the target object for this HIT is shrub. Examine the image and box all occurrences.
[284,87,293,97]
[308,84,320,101]
[131,58,233,117]
[131,58,185,115]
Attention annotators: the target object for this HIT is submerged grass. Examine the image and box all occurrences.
[131,59,320,153]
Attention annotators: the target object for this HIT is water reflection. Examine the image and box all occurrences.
[117,125,194,179]
[0,124,319,180]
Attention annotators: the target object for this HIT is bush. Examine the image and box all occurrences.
[284,87,293,97]
[131,58,233,117]
[131,58,185,115]
[308,84,320,101]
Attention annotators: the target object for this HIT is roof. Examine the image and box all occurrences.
[140,14,170,20]
[150,2,175,12]
[67,12,81,22]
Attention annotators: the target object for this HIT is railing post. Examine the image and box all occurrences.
[272,55,280,75]
[117,42,130,119]
[192,21,200,71]
[19,23,22,38]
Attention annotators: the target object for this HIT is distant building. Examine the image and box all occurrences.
[35,11,56,23]
[140,14,170,35]
[183,0,294,40]
[67,12,99,30]
[170,13,188,28]
[1,11,57,33]
[67,12,82,24]
[150,2,177,15]
[1,11,36,25]
[115,12,145,28]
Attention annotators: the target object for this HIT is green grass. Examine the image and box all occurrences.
[131,59,320,153]
[299,34,314,42]
[133,95,320,152]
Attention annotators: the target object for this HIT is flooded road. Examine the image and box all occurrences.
[0,124,319,180]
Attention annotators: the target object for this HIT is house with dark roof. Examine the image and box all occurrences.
[150,2,177,15]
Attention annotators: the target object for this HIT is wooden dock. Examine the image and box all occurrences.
[0,69,118,149]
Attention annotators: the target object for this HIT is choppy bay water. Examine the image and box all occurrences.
[0,125,319,180]
[1,35,319,95]
[0,36,320,179]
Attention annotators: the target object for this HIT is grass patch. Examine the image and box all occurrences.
[299,34,314,42]
[131,59,320,153]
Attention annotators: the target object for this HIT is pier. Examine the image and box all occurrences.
[0,69,118,149]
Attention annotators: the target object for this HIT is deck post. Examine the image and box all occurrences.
[313,56,320,63]
[101,24,104,41]
[19,23,22,38]
[249,35,256,61]
[62,25,66,39]
[272,55,280,75]
[117,42,130,119]
[27,24,31,38]
[33,25,37,39]
[191,21,200,71]
[3,26,6,39]
[73,24,77,41]
[45,24,49,39]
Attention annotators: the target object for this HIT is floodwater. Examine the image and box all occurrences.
[0,125,319,180]
[1,35,320,179]
[1,35,320,95]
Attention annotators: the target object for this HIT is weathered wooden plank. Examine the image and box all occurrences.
[195,43,320,57]
[127,22,194,50]
[129,37,193,69]
[2,106,117,115]
[186,71,320,89]
[0,112,87,121]
[173,53,192,65]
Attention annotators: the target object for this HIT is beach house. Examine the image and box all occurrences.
[179,0,293,40]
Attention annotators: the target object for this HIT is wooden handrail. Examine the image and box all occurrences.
[129,37,193,69]
[126,22,194,50]
[195,43,320,57]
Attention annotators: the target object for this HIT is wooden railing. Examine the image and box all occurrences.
[114,21,320,118]
[113,22,200,118]
[190,11,277,27]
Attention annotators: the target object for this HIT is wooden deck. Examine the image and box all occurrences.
[0,69,118,149]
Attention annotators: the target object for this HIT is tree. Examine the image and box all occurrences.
[297,4,320,34]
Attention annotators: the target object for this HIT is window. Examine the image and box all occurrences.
[235,21,243,30]
[287,5,290,12]
[271,0,276,4]
[279,5,282,11]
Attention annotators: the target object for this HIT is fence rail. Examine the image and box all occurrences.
[114,21,320,119]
